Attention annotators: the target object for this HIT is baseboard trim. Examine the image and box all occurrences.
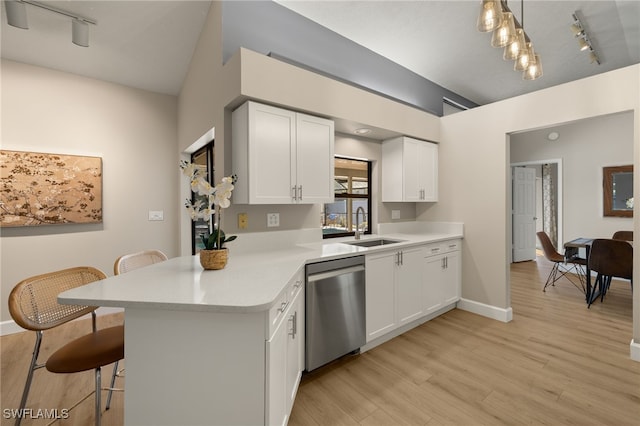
[0,307,123,336]
[631,339,640,362]
[457,298,513,322]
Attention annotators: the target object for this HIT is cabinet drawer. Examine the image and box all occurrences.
[268,269,304,338]
[424,239,461,257]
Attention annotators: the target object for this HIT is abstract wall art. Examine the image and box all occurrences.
[0,150,103,227]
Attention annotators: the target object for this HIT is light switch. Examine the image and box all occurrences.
[149,210,164,221]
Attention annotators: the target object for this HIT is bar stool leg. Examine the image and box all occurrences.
[95,367,102,426]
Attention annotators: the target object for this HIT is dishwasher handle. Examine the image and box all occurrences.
[307,265,365,283]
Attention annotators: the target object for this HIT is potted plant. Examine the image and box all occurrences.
[180,160,237,269]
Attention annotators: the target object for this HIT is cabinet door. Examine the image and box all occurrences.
[266,314,287,426]
[423,253,445,314]
[418,142,438,202]
[295,113,334,203]
[396,247,424,325]
[249,102,296,204]
[442,251,461,305]
[285,288,304,414]
[402,138,422,202]
[365,252,396,342]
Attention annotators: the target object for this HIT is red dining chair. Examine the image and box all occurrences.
[588,238,633,307]
[537,231,586,293]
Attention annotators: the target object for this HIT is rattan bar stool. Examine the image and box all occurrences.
[8,266,124,426]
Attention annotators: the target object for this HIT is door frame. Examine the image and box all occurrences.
[510,159,563,262]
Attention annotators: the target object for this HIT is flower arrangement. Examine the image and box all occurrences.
[626,197,634,209]
[180,161,237,251]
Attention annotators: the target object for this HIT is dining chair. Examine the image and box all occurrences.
[113,249,168,275]
[8,267,124,426]
[588,238,633,307]
[612,230,633,242]
[536,231,586,293]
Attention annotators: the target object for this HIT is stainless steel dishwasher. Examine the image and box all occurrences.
[305,255,366,372]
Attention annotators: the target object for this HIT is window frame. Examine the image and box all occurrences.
[322,156,372,239]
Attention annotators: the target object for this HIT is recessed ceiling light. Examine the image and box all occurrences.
[354,128,371,135]
[547,131,559,141]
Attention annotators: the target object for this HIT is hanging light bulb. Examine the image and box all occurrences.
[514,42,533,71]
[504,27,526,60]
[523,54,543,80]
[491,11,516,48]
[477,0,503,32]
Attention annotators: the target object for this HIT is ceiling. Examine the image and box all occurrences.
[1,1,639,106]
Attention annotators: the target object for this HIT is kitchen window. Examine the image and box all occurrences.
[322,157,371,238]
[190,142,214,254]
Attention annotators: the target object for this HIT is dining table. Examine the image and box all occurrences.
[563,238,594,303]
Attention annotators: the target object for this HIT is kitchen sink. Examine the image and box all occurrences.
[343,238,405,247]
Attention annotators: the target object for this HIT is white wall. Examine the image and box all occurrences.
[511,112,633,243]
[1,60,179,325]
[418,65,639,345]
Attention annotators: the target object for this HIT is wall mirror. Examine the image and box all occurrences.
[603,165,633,217]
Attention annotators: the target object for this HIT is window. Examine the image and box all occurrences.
[190,143,214,254]
[322,157,372,238]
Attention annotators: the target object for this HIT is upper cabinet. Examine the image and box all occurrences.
[232,101,335,204]
[382,136,438,202]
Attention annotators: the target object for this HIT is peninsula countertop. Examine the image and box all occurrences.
[58,230,463,313]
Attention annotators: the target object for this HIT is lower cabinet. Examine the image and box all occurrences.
[266,272,304,426]
[365,246,424,342]
[365,239,462,344]
[423,241,461,315]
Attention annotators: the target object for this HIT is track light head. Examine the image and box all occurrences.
[72,19,89,47]
[6,0,28,29]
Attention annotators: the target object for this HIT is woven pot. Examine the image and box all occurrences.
[199,249,228,270]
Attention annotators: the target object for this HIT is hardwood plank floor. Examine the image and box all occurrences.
[1,256,637,425]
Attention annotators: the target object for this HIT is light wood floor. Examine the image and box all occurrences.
[1,257,637,426]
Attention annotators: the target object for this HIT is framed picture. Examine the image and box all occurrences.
[603,165,633,217]
[0,150,103,227]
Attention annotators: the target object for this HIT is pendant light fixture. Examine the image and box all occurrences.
[477,0,503,32]
[477,0,542,80]
[491,11,516,47]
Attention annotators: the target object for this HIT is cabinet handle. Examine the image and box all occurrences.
[441,258,445,269]
[298,185,303,200]
[431,247,440,253]
[278,300,289,313]
[294,280,302,289]
[288,311,297,337]
[401,251,404,265]
[395,252,400,266]
[291,186,297,201]
[449,244,457,249]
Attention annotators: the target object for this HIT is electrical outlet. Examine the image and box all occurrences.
[392,210,400,220]
[267,213,280,227]
[238,213,248,229]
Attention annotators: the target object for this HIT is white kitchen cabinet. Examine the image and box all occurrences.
[365,246,424,342]
[382,136,438,202]
[266,270,304,426]
[365,251,396,341]
[423,240,461,315]
[232,101,334,204]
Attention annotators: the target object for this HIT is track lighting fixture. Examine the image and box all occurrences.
[571,12,600,65]
[477,0,542,80]
[4,0,97,47]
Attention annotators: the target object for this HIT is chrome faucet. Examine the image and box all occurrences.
[355,206,365,240]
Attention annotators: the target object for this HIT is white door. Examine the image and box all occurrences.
[512,166,537,262]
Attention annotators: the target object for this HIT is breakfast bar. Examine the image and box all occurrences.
[58,225,463,425]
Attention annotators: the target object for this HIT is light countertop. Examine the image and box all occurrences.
[59,230,462,314]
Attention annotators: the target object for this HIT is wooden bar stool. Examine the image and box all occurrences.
[8,267,124,426]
